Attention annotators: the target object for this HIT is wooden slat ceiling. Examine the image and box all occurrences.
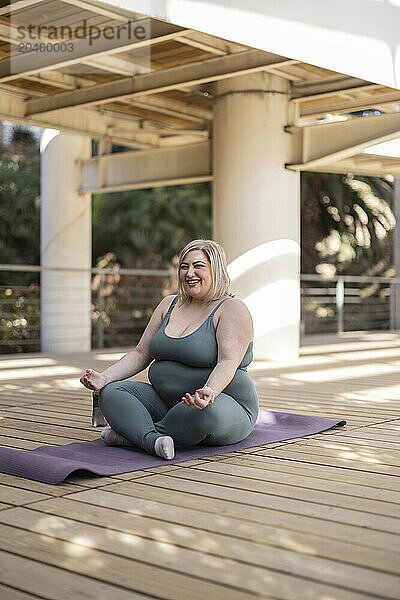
[0,0,399,168]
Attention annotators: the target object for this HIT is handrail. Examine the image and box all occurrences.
[1,265,399,351]
[0,264,175,276]
[0,264,398,282]
[301,274,400,284]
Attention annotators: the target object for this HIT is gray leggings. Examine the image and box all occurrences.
[99,381,256,456]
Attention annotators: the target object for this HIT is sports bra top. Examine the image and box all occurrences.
[148,295,253,369]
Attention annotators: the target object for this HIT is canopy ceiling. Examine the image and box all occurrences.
[1,0,400,176]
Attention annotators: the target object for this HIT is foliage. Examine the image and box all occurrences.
[301,172,395,276]
[92,182,212,268]
[90,252,178,348]
[0,125,40,286]
[0,284,40,353]
[0,126,41,351]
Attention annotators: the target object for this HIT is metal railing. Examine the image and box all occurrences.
[0,264,399,353]
[301,274,400,336]
[0,264,176,352]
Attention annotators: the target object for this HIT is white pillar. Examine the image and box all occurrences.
[40,130,92,352]
[394,178,400,331]
[213,72,300,361]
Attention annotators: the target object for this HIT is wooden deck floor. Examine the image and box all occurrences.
[0,331,399,599]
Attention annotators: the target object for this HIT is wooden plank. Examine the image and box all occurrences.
[0,550,152,600]
[257,392,400,405]
[256,403,395,421]
[0,436,55,450]
[309,433,400,450]
[337,430,400,443]
[267,390,399,408]
[0,394,91,405]
[253,448,400,477]
[259,429,400,451]
[0,415,98,437]
[256,395,400,414]
[158,466,400,518]
[129,473,400,534]
[213,453,400,491]
[6,405,91,420]
[0,393,91,406]
[0,523,276,600]
[52,489,399,573]
[1,509,398,599]
[186,459,400,504]
[72,481,400,552]
[0,472,89,496]
[368,423,400,431]
[0,427,92,445]
[273,440,400,467]
[0,484,51,505]
[1,405,91,415]
[63,471,134,487]
[255,380,400,392]
[0,583,46,600]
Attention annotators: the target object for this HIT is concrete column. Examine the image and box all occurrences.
[394,178,400,330]
[40,130,92,352]
[213,72,300,361]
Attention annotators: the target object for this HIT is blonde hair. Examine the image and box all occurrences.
[177,239,235,304]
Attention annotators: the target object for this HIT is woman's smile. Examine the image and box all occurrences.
[187,279,200,287]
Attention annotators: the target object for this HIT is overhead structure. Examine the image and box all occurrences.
[0,0,399,357]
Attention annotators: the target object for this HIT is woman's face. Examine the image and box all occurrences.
[179,250,213,302]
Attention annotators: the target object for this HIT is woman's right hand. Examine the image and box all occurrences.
[80,369,107,392]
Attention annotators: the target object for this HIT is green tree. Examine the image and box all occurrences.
[301,172,394,276]
[0,125,40,276]
[0,125,40,351]
[92,182,212,267]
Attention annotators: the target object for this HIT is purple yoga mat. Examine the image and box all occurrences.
[0,410,346,485]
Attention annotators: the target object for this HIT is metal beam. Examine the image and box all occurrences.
[0,19,186,83]
[90,110,207,136]
[301,155,400,177]
[286,112,400,171]
[291,78,375,99]
[294,88,400,121]
[25,50,293,115]
[0,86,157,148]
[125,95,212,122]
[79,140,212,193]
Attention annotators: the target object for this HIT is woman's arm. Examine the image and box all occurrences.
[81,294,175,390]
[204,299,253,397]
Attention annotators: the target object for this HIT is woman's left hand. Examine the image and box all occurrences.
[181,387,214,410]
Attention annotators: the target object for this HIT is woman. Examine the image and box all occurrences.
[80,239,259,460]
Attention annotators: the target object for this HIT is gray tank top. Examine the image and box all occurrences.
[148,295,253,370]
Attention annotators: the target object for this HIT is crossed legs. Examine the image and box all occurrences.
[99,380,254,457]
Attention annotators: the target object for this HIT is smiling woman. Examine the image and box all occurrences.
[80,239,258,461]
